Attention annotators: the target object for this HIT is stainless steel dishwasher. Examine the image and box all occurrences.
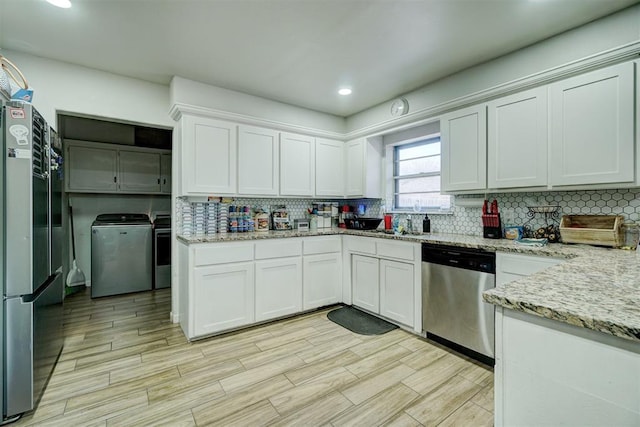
[422,243,495,364]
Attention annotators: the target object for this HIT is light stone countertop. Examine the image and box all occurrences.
[177,229,640,343]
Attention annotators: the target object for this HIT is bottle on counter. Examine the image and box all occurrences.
[423,214,431,233]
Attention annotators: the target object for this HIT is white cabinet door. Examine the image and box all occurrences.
[118,150,161,193]
[238,125,278,195]
[441,104,487,192]
[549,62,634,186]
[280,132,315,196]
[66,144,118,192]
[345,137,383,198]
[379,259,414,327]
[303,253,342,310]
[315,138,344,197]
[182,116,237,195]
[193,262,254,336]
[345,139,364,197]
[255,257,303,321]
[488,87,548,189]
[160,153,172,194]
[351,254,379,313]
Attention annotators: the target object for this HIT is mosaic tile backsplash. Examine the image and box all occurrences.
[178,188,640,237]
[444,189,640,237]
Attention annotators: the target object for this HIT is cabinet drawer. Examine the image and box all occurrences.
[345,237,377,255]
[194,243,254,266]
[498,253,562,276]
[376,241,415,261]
[304,236,341,255]
[255,239,302,260]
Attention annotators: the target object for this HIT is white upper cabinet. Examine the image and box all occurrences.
[182,115,237,195]
[66,143,118,192]
[345,137,382,198]
[488,87,548,189]
[160,153,172,194]
[280,132,315,196]
[118,150,161,193]
[441,104,487,192]
[238,125,279,196]
[549,62,635,186]
[345,139,364,196]
[315,138,344,197]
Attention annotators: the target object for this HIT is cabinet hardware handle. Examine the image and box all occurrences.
[113,176,117,183]
[157,178,160,184]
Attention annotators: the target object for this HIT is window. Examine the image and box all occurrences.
[393,136,451,211]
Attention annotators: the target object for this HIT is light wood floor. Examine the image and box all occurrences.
[16,288,494,426]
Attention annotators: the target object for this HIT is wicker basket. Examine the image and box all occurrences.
[559,215,624,247]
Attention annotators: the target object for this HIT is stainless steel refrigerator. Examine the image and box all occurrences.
[0,100,64,422]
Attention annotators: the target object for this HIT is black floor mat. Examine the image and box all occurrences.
[327,306,398,335]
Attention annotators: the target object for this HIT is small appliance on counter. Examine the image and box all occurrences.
[294,219,310,232]
[482,199,501,239]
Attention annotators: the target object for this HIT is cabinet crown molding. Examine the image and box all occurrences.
[345,41,640,140]
[170,102,345,140]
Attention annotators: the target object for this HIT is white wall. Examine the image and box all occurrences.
[170,76,346,135]
[346,4,640,135]
[68,193,171,287]
[0,49,172,129]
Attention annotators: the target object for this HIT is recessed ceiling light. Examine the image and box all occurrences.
[46,0,72,8]
[338,88,352,96]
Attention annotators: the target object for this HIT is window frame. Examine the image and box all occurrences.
[385,133,451,214]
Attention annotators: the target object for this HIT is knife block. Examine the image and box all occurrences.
[482,214,501,239]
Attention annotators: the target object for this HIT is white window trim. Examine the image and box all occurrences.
[384,132,452,215]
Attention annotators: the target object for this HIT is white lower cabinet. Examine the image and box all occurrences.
[347,237,419,329]
[255,257,302,322]
[495,308,640,426]
[193,262,254,337]
[379,259,414,326]
[183,235,421,340]
[351,255,380,313]
[303,253,342,310]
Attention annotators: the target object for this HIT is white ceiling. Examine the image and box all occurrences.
[0,0,637,117]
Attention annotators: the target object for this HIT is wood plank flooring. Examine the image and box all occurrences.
[15,288,493,426]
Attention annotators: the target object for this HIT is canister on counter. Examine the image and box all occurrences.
[255,210,269,232]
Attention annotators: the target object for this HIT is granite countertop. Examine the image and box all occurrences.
[177,229,640,344]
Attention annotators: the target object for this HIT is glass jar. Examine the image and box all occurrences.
[621,221,639,249]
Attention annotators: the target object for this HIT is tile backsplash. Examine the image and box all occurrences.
[444,189,640,237]
[178,189,640,237]
[176,197,382,235]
